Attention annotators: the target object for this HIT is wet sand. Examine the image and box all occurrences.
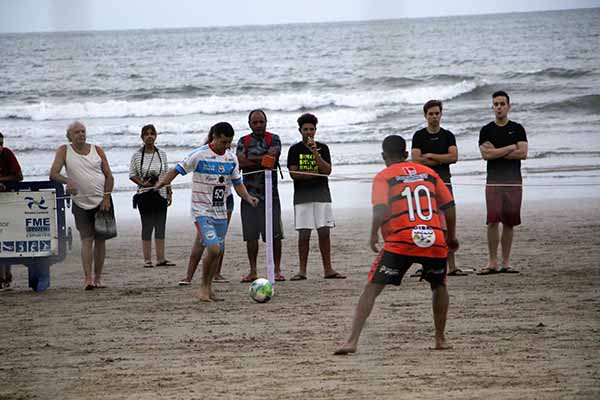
[1,198,599,399]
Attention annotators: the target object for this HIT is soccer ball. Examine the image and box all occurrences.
[248,278,274,303]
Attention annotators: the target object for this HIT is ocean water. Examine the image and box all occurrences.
[1,8,599,214]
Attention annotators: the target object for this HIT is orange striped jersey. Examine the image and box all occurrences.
[371,162,455,257]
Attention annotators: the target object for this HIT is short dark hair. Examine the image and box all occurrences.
[211,122,235,138]
[297,113,318,128]
[423,100,442,115]
[0,132,4,140]
[204,125,215,145]
[382,135,406,157]
[248,109,267,123]
[492,90,510,104]
[141,124,156,137]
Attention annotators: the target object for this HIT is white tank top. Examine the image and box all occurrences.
[65,144,105,210]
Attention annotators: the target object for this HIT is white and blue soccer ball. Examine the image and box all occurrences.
[248,278,274,303]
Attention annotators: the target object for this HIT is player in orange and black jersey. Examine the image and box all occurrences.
[334,135,459,355]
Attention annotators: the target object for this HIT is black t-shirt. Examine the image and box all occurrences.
[479,120,527,183]
[411,127,456,183]
[286,141,332,205]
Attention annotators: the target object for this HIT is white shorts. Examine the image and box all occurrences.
[294,202,335,230]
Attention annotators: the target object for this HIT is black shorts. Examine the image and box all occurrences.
[240,198,284,242]
[368,250,447,289]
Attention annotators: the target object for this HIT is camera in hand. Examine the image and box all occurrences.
[133,174,167,211]
[146,174,159,185]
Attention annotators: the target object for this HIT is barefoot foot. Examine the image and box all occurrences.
[196,294,214,302]
[196,287,214,302]
[333,342,357,355]
[434,337,453,350]
[210,291,224,302]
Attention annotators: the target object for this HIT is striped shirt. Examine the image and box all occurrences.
[129,147,169,199]
[175,144,242,219]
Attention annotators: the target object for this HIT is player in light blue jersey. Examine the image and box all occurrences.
[155,122,258,302]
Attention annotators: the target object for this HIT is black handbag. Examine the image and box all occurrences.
[135,189,167,213]
[95,205,117,240]
[133,147,168,212]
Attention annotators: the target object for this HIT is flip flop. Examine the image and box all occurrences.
[448,269,469,276]
[324,272,346,279]
[499,266,520,274]
[290,274,307,281]
[410,268,422,278]
[178,279,191,286]
[213,276,230,283]
[274,273,286,282]
[240,274,257,283]
[84,284,95,291]
[156,260,176,267]
[143,261,154,268]
[477,267,499,275]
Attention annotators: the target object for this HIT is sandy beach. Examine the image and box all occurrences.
[1,196,599,399]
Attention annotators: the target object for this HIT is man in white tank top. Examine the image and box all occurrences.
[49,121,114,290]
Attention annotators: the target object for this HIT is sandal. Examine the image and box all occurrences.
[143,261,154,268]
[240,274,257,283]
[156,260,176,267]
[324,272,346,279]
[498,266,520,274]
[448,269,469,276]
[410,268,422,278]
[477,267,499,275]
[274,273,286,282]
[290,273,307,281]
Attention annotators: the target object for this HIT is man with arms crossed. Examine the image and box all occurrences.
[411,100,466,276]
[334,135,458,355]
[156,122,258,302]
[478,91,528,275]
[236,110,285,282]
[49,121,114,290]
[287,113,345,280]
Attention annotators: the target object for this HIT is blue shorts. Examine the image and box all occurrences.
[194,216,229,248]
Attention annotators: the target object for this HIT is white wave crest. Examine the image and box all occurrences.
[0,81,478,121]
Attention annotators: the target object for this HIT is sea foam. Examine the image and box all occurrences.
[0,81,479,121]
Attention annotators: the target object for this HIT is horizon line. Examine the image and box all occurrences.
[0,6,597,35]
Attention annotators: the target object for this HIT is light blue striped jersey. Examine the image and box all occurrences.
[176,144,242,219]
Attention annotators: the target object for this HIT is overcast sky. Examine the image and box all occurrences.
[1,0,599,33]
